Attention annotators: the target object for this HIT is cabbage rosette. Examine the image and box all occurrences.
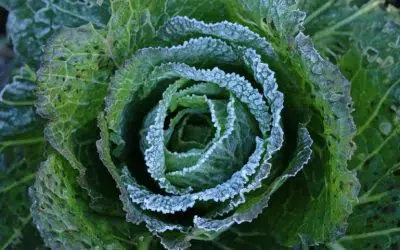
[30,1,360,249]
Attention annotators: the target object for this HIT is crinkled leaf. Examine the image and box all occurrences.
[299,0,357,60]
[302,0,384,62]
[157,16,275,59]
[225,0,306,39]
[0,0,110,67]
[0,66,45,249]
[96,113,188,237]
[0,66,40,140]
[30,151,149,249]
[261,33,359,246]
[107,0,228,62]
[193,126,312,233]
[36,24,121,214]
[0,143,45,249]
[165,96,257,190]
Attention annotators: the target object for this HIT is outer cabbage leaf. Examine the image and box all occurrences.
[0,66,40,139]
[258,32,359,246]
[224,0,306,39]
[30,151,152,249]
[0,143,45,250]
[300,0,385,62]
[35,24,122,214]
[298,2,399,248]
[0,1,113,244]
[298,0,357,60]
[325,8,400,250]
[0,0,110,67]
[107,0,229,63]
[0,66,45,249]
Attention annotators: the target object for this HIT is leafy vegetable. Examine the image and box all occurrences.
[29,0,359,248]
[0,0,398,249]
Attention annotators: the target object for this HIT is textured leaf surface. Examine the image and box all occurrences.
[30,151,149,249]
[298,2,399,249]
[0,66,45,249]
[327,8,400,250]
[299,0,357,59]
[0,66,40,140]
[107,0,228,62]
[0,0,110,67]
[255,31,359,247]
[301,0,384,62]
[35,24,125,215]
[225,0,306,39]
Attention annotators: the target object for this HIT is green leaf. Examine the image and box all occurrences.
[36,24,121,214]
[260,32,359,246]
[165,96,257,190]
[97,112,188,242]
[157,16,275,59]
[225,0,306,39]
[0,0,110,67]
[301,0,383,61]
[0,1,111,247]
[0,66,45,249]
[30,151,149,249]
[327,8,400,250]
[0,66,40,140]
[0,144,45,250]
[107,0,228,62]
[299,0,356,60]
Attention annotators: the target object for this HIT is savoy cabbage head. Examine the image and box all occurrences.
[0,0,399,249]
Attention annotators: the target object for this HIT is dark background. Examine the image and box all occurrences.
[0,7,6,34]
[0,6,12,87]
[389,0,400,7]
